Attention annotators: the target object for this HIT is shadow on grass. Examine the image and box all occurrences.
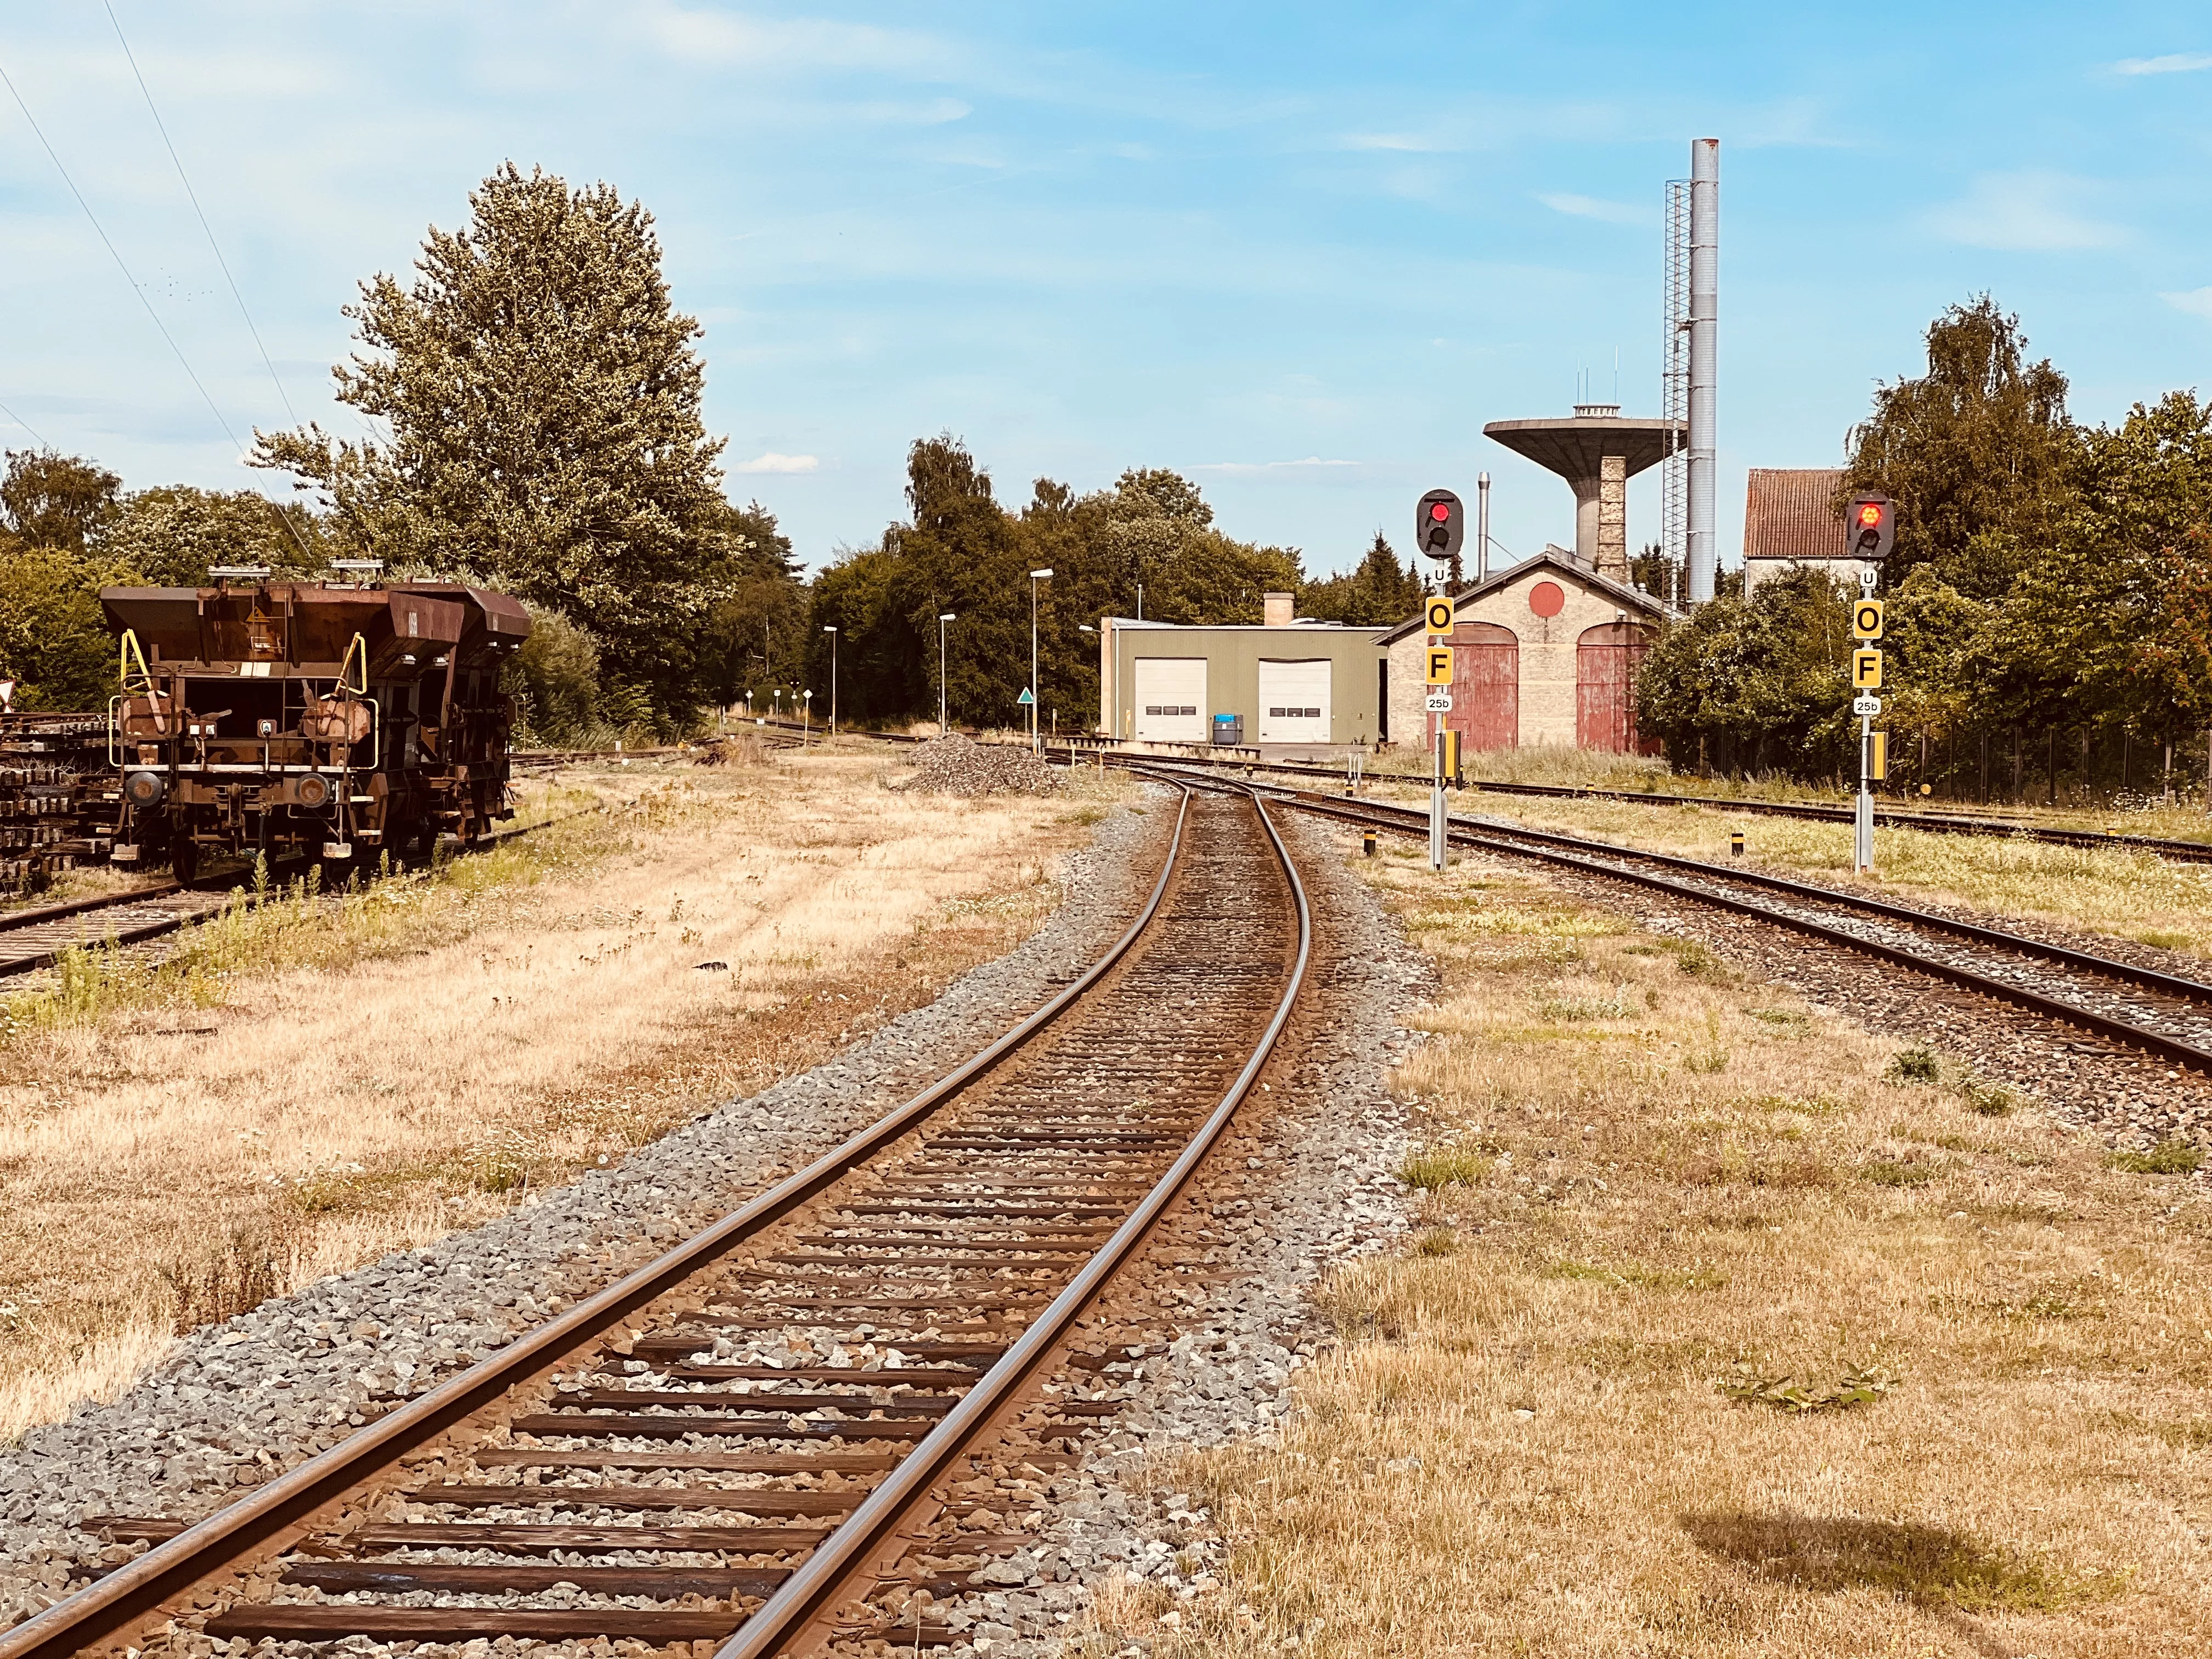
[1682,1510,2101,1633]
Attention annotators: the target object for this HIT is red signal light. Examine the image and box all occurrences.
[1430,503,1450,522]
[1856,502,1885,529]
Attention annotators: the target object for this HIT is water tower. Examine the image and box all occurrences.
[1482,403,1684,582]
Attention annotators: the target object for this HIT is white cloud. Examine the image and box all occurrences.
[733,452,820,474]
[638,3,958,74]
[2163,286,2212,319]
[2114,52,2212,75]
[1193,457,1359,476]
[1537,191,1650,225]
[1923,171,2125,250]
[1341,132,1452,153]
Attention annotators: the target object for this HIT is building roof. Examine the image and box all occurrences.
[1103,617,1383,634]
[1373,549,1671,647]
[1743,467,1849,561]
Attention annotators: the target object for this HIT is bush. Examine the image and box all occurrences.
[1887,1045,1942,1084]
[2105,1141,2204,1175]
[1397,1147,1492,1190]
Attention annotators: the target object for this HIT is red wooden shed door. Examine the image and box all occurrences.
[1576,622,1656,753]
[1447,622,1518,751]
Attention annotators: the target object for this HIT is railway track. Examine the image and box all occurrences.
[1080,742,2212,864]
[0,808,601,981]
[1141,761,2212,1082]
[3,785,1310,1659]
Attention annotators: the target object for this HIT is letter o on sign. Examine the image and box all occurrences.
[1528,581,1566,618]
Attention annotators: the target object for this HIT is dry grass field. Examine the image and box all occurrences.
[1364,776,2212,958]
[0,748,1126,1442]
[1098,837,2212,1658]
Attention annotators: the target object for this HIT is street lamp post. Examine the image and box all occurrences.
[938,613,956,737]
[821,625,838,737]
[1029,568,1053,755]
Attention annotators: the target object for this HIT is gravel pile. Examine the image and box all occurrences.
[0,802,1165,1626]
[894,734,1065,798]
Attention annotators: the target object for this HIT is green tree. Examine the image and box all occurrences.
[0,544,145,709]
[1102,467,1302,624]
[700,500,810,708]
[1,450,120,552]
[1301,533,1426,625]
[94,484,324,585]
[506,609,605,743]
[252,162,735,726]
[1839,296,2083,597]
[1636,566,1854,778]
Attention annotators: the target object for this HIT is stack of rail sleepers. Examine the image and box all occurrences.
[0,712,110,888]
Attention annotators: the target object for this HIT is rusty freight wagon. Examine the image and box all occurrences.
[100,575,532,879]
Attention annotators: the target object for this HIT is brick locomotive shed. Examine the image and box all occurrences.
[1378,552,1668,754]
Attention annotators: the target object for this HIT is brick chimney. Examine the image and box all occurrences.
[1262,591,1295,627]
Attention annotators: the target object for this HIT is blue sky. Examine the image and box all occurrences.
[2,2,2209,579]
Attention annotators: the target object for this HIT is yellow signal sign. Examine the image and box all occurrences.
[1853,599,1884,640]
[1869,730,1888,780]
[1426,646,1453,686]
[1425,597,1454,636]
[1852,648,1882,689]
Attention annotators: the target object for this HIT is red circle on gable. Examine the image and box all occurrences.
[1528,581,1566,618]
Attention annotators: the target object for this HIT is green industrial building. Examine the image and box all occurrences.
[1097,594,1393,752]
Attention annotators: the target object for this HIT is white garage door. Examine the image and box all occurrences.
[1257,659,1330,743]
[1133,657,1208,742]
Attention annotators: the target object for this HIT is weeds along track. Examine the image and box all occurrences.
[3,787,1310,1659]
[0,809,600,980]
[1138,762,2212,1080]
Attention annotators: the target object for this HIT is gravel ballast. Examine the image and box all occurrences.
[896,812,1432,1658]
[0,797,1165,1624]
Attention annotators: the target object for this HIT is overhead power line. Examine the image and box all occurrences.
[0,42,313,560]
[103,0,300,427]
[0,397,49,449]
[0,56,242,452]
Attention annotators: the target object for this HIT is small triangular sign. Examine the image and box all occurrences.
[1016,687,1036,705]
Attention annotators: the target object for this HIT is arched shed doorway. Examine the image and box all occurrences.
[1576,622,1657,754]
[1447,622,1518,752]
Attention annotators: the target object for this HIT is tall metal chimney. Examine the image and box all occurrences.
[1686,137,1719,603]
[1475,472,1491,583]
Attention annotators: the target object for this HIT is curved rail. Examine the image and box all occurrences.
[721,789,1311,1657]
[1065,741,2212,864]
[1164,768,2212,1076]
[0,793,1197,1659]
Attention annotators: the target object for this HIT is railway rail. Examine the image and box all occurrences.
[1077,741,2212,864]
[2,785,1310,1659]
[0,807,601,980]
[1139,760,2212,1081]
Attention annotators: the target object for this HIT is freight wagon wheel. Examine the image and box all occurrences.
[171,837,200,884]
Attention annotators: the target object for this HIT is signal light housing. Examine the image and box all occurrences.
[1846,491,1895,561]
[1416,489,1465,562]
